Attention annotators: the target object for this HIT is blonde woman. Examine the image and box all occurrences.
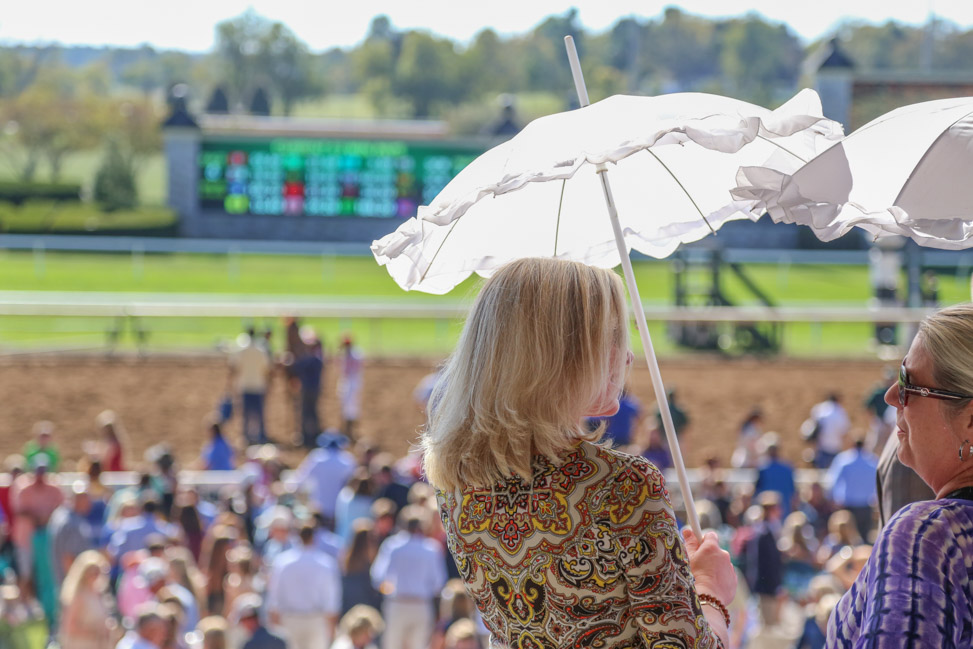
[331,604,384,649]
[426,258,736,649]
[59,550,115,649]
[816,509,863,566]
[166,545,208,615]
[221,545,261,618]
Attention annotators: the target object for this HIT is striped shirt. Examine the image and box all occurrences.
[828,499,973,648]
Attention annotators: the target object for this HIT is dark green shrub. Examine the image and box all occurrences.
[93,140,138,211]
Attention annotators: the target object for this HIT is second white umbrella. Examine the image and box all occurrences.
[733,96,973,249]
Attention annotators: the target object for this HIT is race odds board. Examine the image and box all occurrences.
[198,138,482,219]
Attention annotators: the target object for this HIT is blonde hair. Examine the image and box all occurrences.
[815,593,841,629]
[60,550,109,606]
[919,303,973,410]
[439,578,473,620]
[196,615,227,649]
[338,604,385,636]
[779,511,814,557]
[423,258,628,490]
[828,509,862,546]
[165,546,207,611]
[695,499,722,531]
[444,618,478,648]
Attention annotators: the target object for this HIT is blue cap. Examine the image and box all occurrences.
[316,430,349,449]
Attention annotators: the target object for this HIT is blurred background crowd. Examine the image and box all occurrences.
[0,325,910,649]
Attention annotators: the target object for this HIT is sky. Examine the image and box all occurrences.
[1,0,971,52]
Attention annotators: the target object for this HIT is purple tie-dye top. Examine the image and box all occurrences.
[828,498,973,648]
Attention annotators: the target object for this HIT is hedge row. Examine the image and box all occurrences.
[0,182,82,204]
[0,200,178,235]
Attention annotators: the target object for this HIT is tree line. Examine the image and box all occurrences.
[1,7,973,184]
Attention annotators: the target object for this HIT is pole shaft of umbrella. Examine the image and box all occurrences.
[596,167,703,540]
[564,34,702,539]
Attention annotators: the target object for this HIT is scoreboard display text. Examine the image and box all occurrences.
[198,138,482,218]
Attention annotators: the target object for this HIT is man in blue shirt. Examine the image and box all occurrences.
[371,506,447,649]
[200,420,235,471]
[754,433,796,517]
[588,389,641,447]
[827,438,878,540]
[107,498,177,569]
[295,434,356,529]
[266,523,342,648]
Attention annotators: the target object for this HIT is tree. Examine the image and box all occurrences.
[367,15,398,43]
[391,31,464,118]
[523,9,583,93]
[120,57,161,95]
[2,66,109,181]
[0,46,54,98]
[259,22,322,114]
[0,103,36,180]
[837,20,926,70]
[350,16,401,111]
[113,97,162,174]
[459,29,527,97]
[604,18,645,92]
[934,23,973,71]
[214,10,320,114]
[215,10,265,106]
[156,51,203,92]
[646,8,721,90]
[718,14,803,103]
[318,48,354,94]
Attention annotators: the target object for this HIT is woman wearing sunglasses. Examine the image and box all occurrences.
[829,303,973,648]
[423,258,736,649]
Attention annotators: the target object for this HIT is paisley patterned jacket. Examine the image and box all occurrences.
[438,441,721,648]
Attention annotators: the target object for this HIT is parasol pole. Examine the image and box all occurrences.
[565,36,702,539]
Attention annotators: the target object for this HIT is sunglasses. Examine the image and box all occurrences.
[898,361,973,407]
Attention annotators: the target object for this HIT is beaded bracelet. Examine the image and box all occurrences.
[698,593,731,627]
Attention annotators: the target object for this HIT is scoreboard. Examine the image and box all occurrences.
[198,138,483,219]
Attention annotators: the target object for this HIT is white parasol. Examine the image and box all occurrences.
[373,37,842,537]
[733,96,973,250]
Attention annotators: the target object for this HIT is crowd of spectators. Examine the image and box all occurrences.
[588,377,899,649]
[0,361,909,649]
[0,413,470,649]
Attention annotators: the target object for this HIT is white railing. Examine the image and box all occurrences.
[0,291,943,322]
[0,467,829,495]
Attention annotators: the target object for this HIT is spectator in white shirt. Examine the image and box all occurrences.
[229,328,272,446]
[266,522,342,649]
[294,433,357,528]
[809,393,851,469]
[371,506,448,649]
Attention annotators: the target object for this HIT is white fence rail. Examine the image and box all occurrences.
[0,468,828,495]
[3,233,973,268]
[0,291,943,322]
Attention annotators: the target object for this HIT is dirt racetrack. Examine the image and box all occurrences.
[0,353,894,472]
